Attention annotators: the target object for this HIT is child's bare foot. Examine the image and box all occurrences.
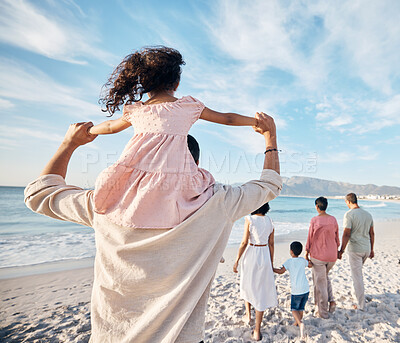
[352,304,358,309]
[252,330,262,341]
[329,301,336,313]
[293,321,299,326]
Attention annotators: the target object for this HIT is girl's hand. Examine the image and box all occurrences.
[233,261,239,273]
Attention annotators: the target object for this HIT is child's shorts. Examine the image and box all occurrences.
[291,292,309,311]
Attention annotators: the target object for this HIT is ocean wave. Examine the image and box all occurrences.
[0,231,95,268]
[362,202,387,208]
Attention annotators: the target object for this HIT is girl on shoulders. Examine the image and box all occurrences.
[88,46,261,229]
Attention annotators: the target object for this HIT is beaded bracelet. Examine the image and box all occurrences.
[264,148,281,154]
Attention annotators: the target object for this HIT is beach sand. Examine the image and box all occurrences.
[1,220,399,342]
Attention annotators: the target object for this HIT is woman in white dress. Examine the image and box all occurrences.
[233,202,278,341]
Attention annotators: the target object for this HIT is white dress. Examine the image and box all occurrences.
[240,215,278,311]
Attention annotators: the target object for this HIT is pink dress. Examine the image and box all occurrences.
[93,96,215,228]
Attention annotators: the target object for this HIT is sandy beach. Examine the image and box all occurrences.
[1,220,399,342]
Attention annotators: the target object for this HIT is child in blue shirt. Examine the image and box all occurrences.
[274,241,312,339]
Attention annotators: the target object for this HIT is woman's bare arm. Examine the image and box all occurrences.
[268,229,274,265]
[233,218,250,273]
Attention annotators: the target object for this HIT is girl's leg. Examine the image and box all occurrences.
[253,310,264,341]
[243,301,251,324]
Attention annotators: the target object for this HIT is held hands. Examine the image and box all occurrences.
[337,250,344,260]
[253,112,276,137]
[64,122,97,147]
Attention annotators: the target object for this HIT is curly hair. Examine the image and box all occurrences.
[99,46,185,115]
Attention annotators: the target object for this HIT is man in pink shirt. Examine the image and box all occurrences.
[305,197,340,319]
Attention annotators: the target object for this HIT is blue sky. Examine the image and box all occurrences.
[0,0,399,188]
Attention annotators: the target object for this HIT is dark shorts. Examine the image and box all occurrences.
[291,292,309,311]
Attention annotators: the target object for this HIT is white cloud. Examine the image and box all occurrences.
[312,0,400,94]
[205,0,326,90]
[0,0,115,64]
[319,146,378,163]
[0,124,65,148]
[205,0,400,95]
[0,58,101,118]
[0,98,14,109]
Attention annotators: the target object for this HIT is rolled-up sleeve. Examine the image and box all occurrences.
[24,174,95,228]
[222,169,282,222]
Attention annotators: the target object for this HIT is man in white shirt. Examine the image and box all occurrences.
[25,113,282,343]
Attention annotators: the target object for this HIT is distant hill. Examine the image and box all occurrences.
[280,176,400,197]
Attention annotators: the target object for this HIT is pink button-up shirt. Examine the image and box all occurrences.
[306,215,340,262]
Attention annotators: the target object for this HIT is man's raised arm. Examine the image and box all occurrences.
[221,112,282,221]
[24,122,97,228]
[40,122,97,178]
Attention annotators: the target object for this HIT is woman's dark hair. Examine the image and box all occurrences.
[315,196,328,211]
[99,46,185,115]
[290,241,303,256]
[251,202,270,216]
[187,135,200,163]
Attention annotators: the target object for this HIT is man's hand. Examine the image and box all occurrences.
[40,122,97,178]
[253,112,276,139]
[63,122,97,147]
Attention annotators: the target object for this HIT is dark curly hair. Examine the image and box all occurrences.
[99,46,185,115]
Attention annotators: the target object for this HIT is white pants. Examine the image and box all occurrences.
[348,251,369,310]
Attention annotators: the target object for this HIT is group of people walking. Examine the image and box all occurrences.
[234,193,374,340]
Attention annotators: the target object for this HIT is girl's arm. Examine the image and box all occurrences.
[88,117,131,135]
[268,229,274,265]
[233,218,250,273]
[200,107,257,127]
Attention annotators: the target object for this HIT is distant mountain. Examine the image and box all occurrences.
[280,176,400,197]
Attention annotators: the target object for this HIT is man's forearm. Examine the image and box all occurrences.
[263,134,280,174]
[370,227,375,251]
[340,231,351,252]
[40,142,79,178]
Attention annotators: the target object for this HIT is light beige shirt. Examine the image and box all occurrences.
[24,169,282,343]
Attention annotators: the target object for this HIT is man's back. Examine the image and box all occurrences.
[343,208,373,253]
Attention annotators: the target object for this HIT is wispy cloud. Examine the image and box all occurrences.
[0,58,101,118]
[0,97,14,109]
[312,1,400,94]
[0,124,65,150]
[206,0,400,95]
[0,0,116,65]
[314,94,400,133]
[319,146,378,163]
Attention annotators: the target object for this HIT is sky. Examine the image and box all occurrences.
[0,0,399,188]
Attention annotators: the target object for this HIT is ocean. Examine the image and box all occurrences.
[1,186,399,278]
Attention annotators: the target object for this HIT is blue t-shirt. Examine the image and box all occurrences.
[283,257,309,295]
